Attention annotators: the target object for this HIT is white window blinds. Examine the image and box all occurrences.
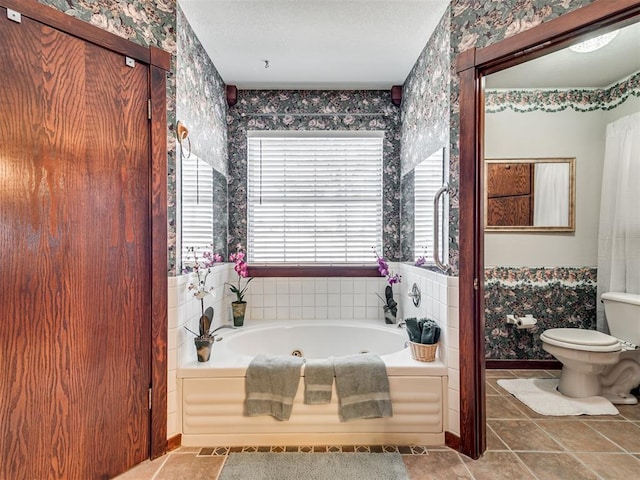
[247,133,384,264]
[414,148,445,264]
[181,153,214,266]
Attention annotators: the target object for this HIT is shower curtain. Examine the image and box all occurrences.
[597,111,640,332]
[533,162,570,226]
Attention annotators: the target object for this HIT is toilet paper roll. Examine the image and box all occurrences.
[516,316,537,329]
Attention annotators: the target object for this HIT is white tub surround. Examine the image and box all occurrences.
[178,321,447,446]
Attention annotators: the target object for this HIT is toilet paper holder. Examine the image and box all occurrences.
[506,314,537,330]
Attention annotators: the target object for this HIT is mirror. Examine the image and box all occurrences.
[400,148,446,264]
[484,158,575,231]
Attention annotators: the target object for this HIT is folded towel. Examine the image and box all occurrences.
[304,357,334,404]
[333,353,392,422]
[245,354,304,421]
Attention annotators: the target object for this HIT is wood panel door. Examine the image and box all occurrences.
[0,10,152,479]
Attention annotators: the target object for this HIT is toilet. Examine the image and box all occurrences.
[541,292,640,403]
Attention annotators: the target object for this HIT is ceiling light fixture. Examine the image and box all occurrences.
[569,30,619,53]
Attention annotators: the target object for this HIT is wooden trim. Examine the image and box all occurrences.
[149,64,169,460]
[445,431,461,451]
[475,0,640,74]
[167,434,182,452]
[486,359,562,370]
[455,47,476,73]
[248,265,381,278]
[150,45,171,73]
[0,0,150,63]
[456,0,640,464]
[457,65,485,460]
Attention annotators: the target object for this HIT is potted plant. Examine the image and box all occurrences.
[184,247,222,361]
[373,249,401,324]
[226,244,253,326]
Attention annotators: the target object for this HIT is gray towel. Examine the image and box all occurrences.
[245,354,304,421]
[333,353,392,422]
[304,357,334,404]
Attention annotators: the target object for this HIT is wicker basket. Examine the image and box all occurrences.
[409,341,438,362]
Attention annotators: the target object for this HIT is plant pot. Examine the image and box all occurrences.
[383,305,398,324]
[194,338,214,362]
[232,301,247,327]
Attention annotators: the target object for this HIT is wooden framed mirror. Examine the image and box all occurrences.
[485,157,575,231]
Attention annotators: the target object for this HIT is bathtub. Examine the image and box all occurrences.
[178,321,448,447]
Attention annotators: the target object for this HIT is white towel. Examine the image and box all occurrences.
[245,354,304,421]
[333,353,392,422]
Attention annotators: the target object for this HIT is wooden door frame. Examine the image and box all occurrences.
[455,0,640,460]
[0,0,171,460]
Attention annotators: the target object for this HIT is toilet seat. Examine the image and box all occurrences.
[541,328,621,352]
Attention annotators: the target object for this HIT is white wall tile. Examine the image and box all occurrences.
[328,305,342,319]
[264,307,277,320]
[447,326,459,350]
[314,278,328,294]
[289,279,302,294]
[340,278,354,294]
[448,367,460,392]
[315,293,328,307]
[167,412,178,437]
[448,409,460,436]
[327,278,341,294]
[302,294,314,307]
[276,307,290,321]
[276,279,290,295]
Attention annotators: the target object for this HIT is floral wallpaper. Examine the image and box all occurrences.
[401,7,451,177]
[486,71,640,113]
[400,171,415,262]
[177,6,228,176]
[484,267,598,359]
[227,90,402,261]
[400,9,450,263]
[176,5,228,266]
[38,0,180,274]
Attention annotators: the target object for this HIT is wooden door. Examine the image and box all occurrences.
[0,10,152,479]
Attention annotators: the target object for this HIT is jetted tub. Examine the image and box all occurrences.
[178,321,448,446]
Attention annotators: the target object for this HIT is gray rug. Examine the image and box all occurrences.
[218,452,410,480]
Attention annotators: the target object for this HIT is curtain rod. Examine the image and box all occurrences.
[240,112,389,117]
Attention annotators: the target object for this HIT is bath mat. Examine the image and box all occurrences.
[497,378,619,416]
[218,452,409,480]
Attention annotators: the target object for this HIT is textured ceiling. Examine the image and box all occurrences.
[179,0,449,89]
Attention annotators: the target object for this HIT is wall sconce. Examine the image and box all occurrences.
[176,120,191,159]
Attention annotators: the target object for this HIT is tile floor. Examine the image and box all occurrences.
[117,370,640,479]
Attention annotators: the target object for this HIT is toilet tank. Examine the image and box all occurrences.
[602,292,640,346]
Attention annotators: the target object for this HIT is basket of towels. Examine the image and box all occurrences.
[405,318,441,362]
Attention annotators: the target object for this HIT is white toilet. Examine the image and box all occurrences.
[541,292,640,404]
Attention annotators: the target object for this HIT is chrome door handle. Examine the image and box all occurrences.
[433,183,449,273]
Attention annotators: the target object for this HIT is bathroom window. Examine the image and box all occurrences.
[180,151,214,266]
[247,131,384,263]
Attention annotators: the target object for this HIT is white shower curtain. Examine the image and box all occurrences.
[597,111,640,332]
[534,163,570,226]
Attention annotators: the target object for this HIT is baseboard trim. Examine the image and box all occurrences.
[486,359,562,370]
[444,431,461,451]
[167,434,182,452]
